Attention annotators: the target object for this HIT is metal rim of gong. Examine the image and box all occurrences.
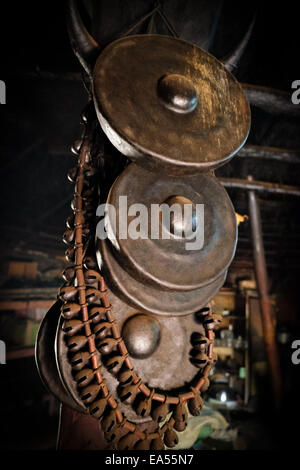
[55,306,149,424]
[93,34,250,176]
[55,315,88,415]
[35,301,86,413]
[104,163,237,292]
[97,235,227,317]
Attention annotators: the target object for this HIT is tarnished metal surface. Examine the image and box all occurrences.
[237,145,300,164]
[98,236,227,316]
[223,13,256,72]
[104,163,237,291]
[93,34,250,175]
[35,105,232,449]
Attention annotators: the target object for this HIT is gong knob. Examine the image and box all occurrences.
[162,195,198,238]
[122,314,161,359]
[157,74,198,114]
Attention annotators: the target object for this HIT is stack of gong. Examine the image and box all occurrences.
[93,34,250,317]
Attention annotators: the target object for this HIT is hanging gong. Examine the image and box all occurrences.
[93,34,250,176]
[98,163,237,293]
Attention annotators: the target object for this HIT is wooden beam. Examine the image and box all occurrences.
[237,145,300,164]
[6,347,35,360]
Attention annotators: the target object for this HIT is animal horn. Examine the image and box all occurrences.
[223,12,257,73]
[66,0,101,75]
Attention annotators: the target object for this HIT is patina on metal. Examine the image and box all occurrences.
[103,163,237,292]
[67,0,256,78]
[93,34,250,176]
[55,288,208,423]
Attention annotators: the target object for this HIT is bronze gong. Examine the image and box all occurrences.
[35,301,86,413]
[103,163,237,292]
[93,34,250,176]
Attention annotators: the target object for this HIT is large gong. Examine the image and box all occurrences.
[104,163,237,291]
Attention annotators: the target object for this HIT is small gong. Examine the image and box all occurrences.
[93,34,250,176]
[35,301,87,414]
[101,163,237,292]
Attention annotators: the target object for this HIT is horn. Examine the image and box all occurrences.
[223,12,257,73]
[66,0,101,75]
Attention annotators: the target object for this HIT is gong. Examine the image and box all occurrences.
[103,163,237,292]
[55,288,207,423]
[93,34,250,176]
